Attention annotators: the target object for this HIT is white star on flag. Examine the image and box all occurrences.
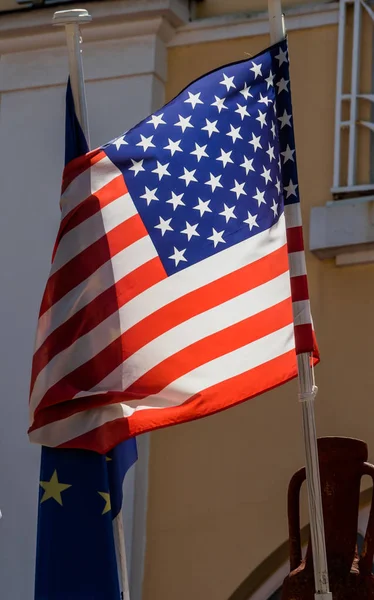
[220,73,236,91]
[152,161,171,180]
[281,144,295,163]
[169,247,187,266]
[266,143,275,161]
[284,179,298,198]
[166,191,185,210]
[258,93,272,106]
[250,61,262,78]
[155,216,173,236]
[184,92,204,109]
[227,124,243,143]
[278,109,292,129]
[271,199,279,217]
[256,110,267,129]
[136,135,155,151]
[181,221,200,241]
[147,113,166,129]
[235,104,250,120]
[253,187,266,207]
[276,78,289,93]
[208,228,226,247]
[219,204,237,223]
[164,138,182,156]
[129,159,145,176]
[249,132,262,152]
[175,115,194,132]
[112,135,127,150]
[140,186,158,205]
[179,168,198,187]
[275,47,288,65]
[190,143,209,162]
[211,96,228,113]
[240,155,255,174]
[265,70,275,88]
[202,119,219,137]
[193,198,212,217]
[230,180,246,199]
[217,149,234,168]
[240,83,253,99]
[261,167,272,185]
[244,211,259,231]
[205,173,223,192]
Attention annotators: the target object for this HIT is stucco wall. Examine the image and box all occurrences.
[142,22,374,600]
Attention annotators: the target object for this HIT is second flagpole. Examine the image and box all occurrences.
[267,2,332,599]
[52,10,131,600]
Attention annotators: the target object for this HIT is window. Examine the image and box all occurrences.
[333,0,374,198]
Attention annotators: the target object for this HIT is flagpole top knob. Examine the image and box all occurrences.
[52,9,92,27]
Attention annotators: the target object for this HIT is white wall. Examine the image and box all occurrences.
[0,1,188,597]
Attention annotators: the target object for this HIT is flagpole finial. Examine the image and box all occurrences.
[52,9,92,26]
[52,8,92,144]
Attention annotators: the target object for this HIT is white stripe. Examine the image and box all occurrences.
[51,193,136,275]
[29,402,127,447]
[288,250,306,277]
[61,156,120,220]
[284,202,302,229]
[118,213,287,333]
[29,324,295,447]
[83,271,292,396]
[31,235,157,411]
[127,323,295,408]
[30,236,158,416]
[292,299,312,326]
[31,215,287,414]
[35,234,156,352]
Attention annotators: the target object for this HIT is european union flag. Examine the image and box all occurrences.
[34,80,138,600]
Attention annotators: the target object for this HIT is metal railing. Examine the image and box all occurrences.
[333,0,374,196]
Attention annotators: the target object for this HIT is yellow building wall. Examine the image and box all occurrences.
[143,21,374,600]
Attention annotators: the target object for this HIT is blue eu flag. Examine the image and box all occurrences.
[34,80,138,600]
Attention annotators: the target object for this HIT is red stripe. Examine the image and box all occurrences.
[286,226,304,254]
[54,175,128,262]
[294,323,315,355]
[61,149,105,194]
[113,244,290,369]
[32,244,290,417]
[41,214,146,316]
[290,274,310,302]
[53,350,298,453]
[30,257,166,391]
[30,297,294,431]
[122,297,294,401]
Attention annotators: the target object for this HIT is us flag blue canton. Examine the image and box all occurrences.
[29,39,319,454]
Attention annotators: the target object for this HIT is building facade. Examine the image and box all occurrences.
[0,1,373,599]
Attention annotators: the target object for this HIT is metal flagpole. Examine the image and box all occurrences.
[267,2,333,599]
[52,10,131,600]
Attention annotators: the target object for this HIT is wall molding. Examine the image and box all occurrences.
[0,0,188,53]
[169,2,339,47]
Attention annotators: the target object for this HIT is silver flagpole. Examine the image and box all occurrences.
[267,2,333,599]
[52,10,131,600]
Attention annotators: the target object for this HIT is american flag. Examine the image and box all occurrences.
[29,39,318,453]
